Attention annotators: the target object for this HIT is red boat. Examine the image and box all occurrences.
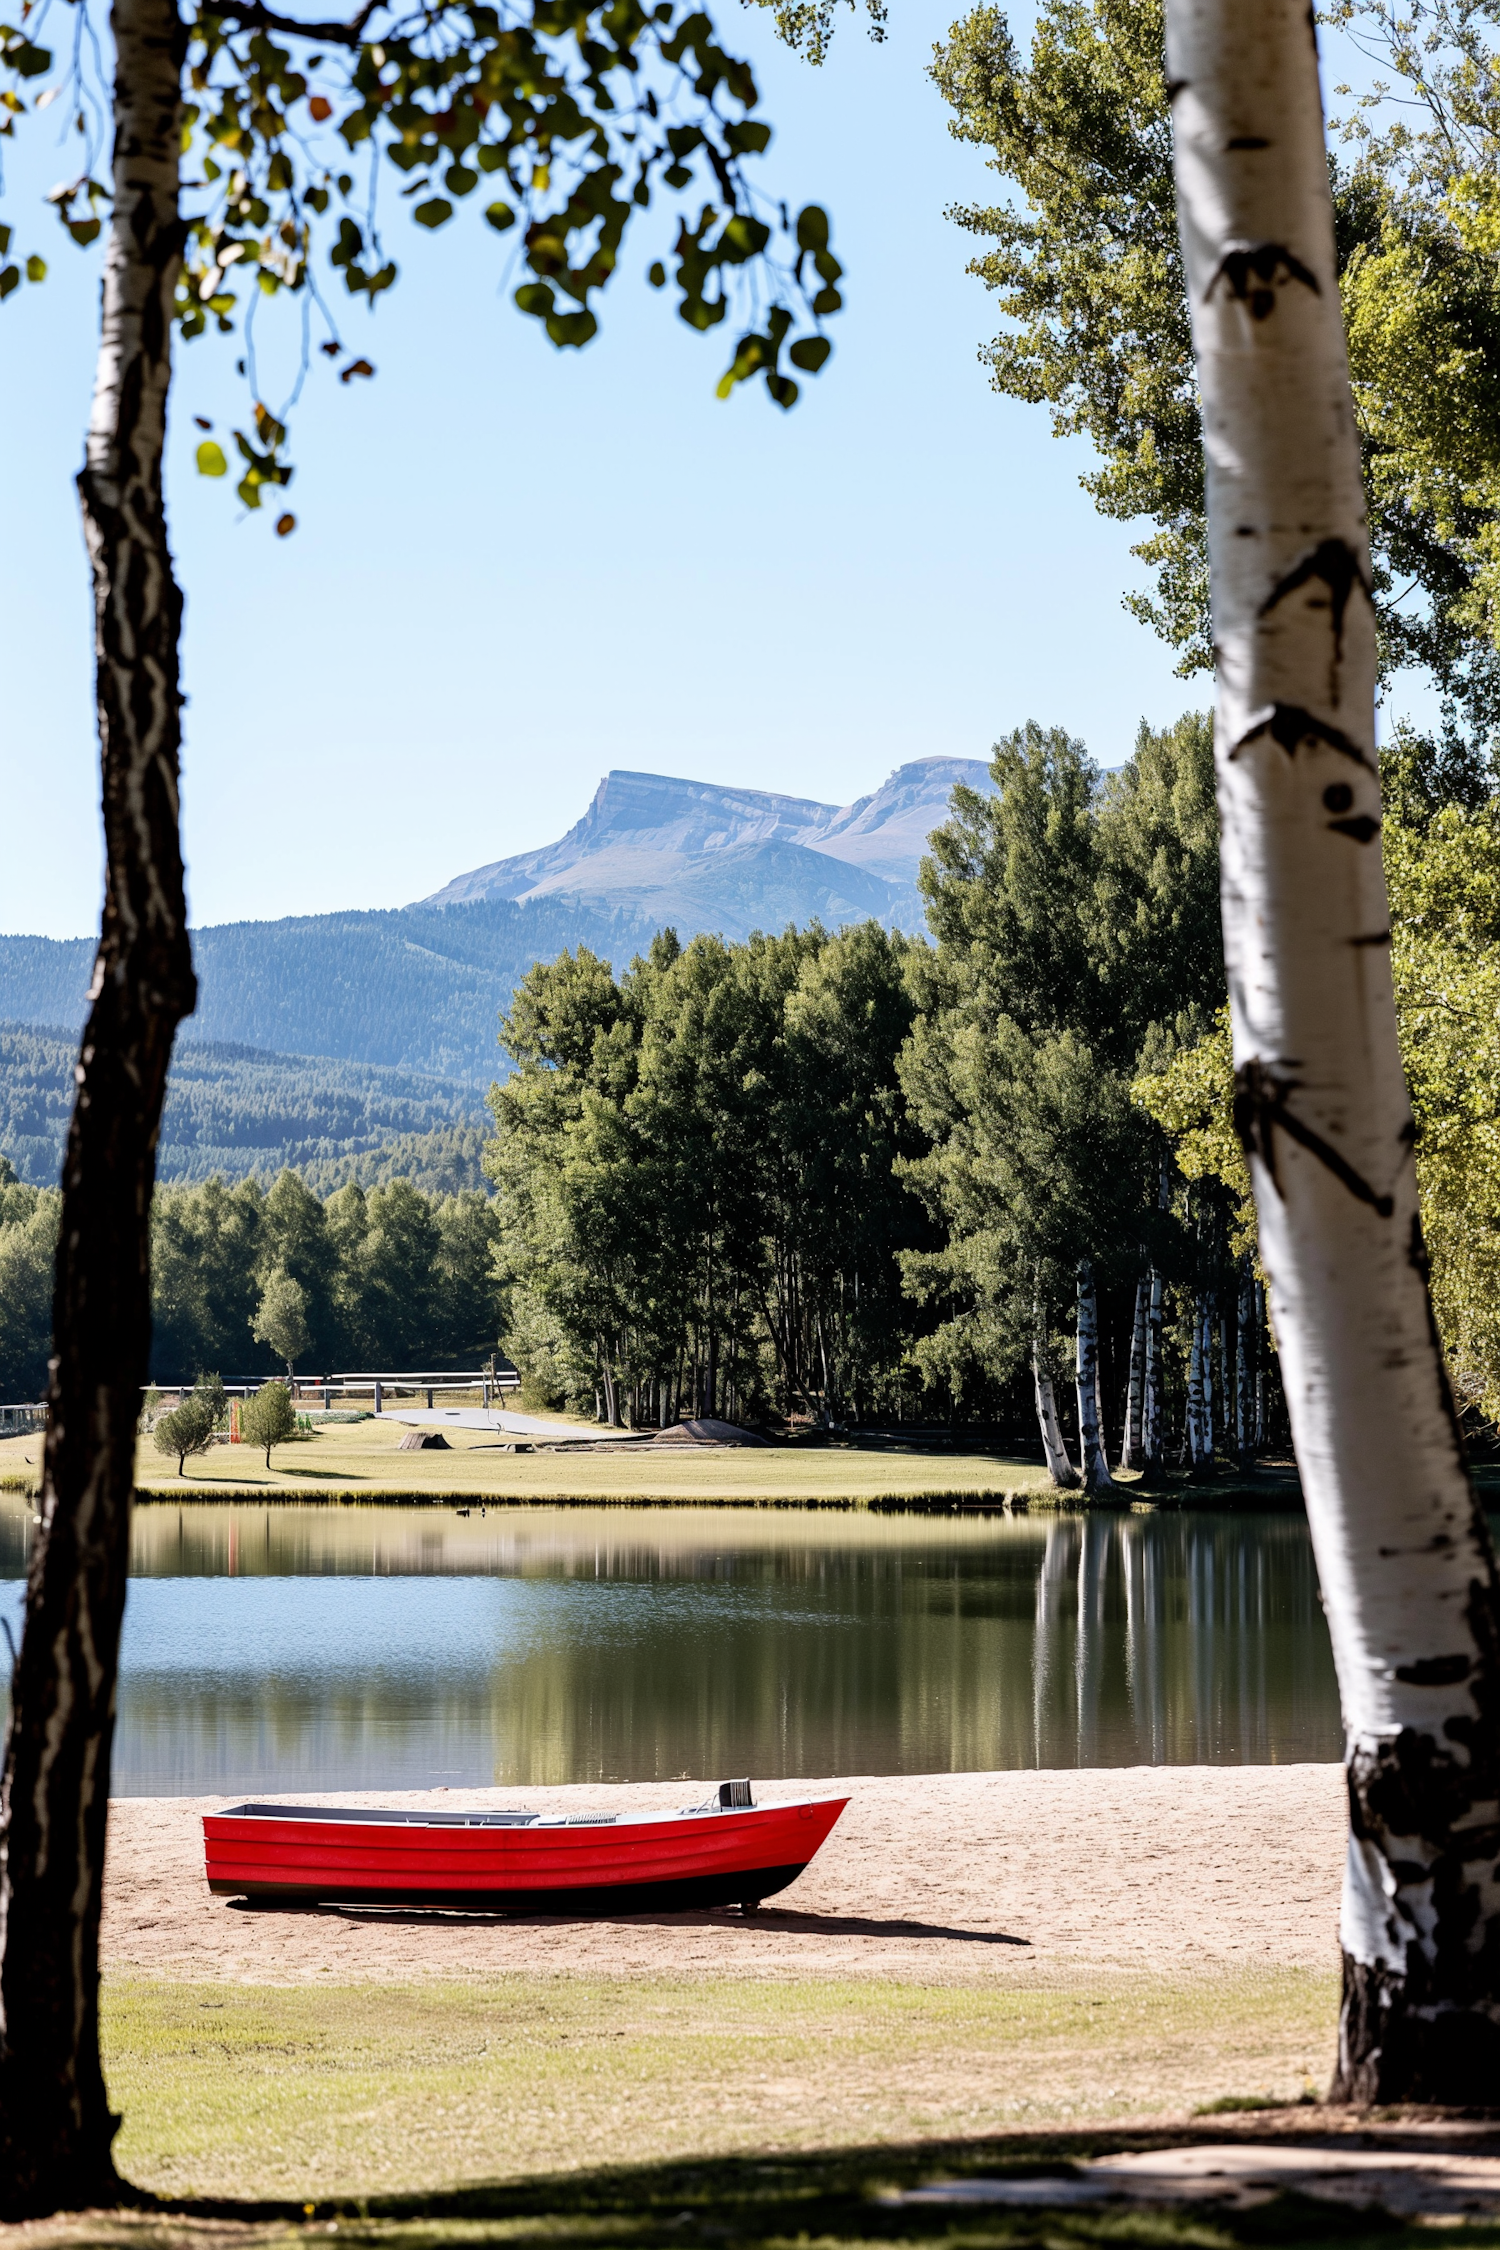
[202,1781,847,1913]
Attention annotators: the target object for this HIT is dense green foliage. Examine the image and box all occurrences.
[487,921,931,1424]
[930,0,1500,770]
[1139,778,1500,1435]
[899,714,1235,1427]
[0,1024,488,1190]
[0,1163,507,1397]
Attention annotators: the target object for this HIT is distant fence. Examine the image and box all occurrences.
[1,1403,46,1438]
[140,1364,522,1413]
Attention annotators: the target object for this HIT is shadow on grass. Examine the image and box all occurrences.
[111,2122,1500,2249]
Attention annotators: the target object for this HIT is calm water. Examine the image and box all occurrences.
[0,1501,1342,1792]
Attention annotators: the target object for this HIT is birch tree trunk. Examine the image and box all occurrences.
[1033,1317,1079,1488]
[0,0,191,2210]
[1185,1300,1206,1471]
[1120,1280,1146,1471]
[1235,1263,1254,1471]
[1073,1260,1115,1497]
[1142,1269,1164,1477]
[1254,1279,1267,1452]
[1167,0,1500,2100]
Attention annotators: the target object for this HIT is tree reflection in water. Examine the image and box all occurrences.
[0,1501,1342,1793]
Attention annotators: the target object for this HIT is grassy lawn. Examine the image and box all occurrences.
[0,1424,1051,1505]
[101,1970,1338,2205]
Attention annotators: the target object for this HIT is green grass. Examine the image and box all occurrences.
[101,1972,1339,2206]
[0,1424,1051,1506]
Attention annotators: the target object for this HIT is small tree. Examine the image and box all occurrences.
[241,1381,298,1469]
[151,1397,213,1476]
[251,1270,310,1385]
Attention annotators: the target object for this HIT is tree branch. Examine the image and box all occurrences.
[200,0,383,49]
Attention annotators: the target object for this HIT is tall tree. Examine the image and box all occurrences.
[1165,0,1500,2097]
[930,0,1500,776]
[0,0,841,2202]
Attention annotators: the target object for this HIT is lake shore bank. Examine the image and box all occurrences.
[89,1767,1351,2206]
[104,1764,1346,1984]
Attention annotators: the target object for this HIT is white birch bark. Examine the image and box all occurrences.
[1073,1259,1116,1497]
[1235,1263,1254,1469]
[1185,1300,1206,1470]
[1142,1270,1164,1475]
[1033,1295,1080,1489]
[1120,1280,1146,1471]
[1167,0,1500,2100]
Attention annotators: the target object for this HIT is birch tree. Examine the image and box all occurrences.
[1167,0,1500,2097]
[0,0,840,2207]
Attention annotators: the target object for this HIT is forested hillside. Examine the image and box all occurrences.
[0,898,664,1083]
[0,1025,488,1191]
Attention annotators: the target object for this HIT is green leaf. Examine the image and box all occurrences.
[8,39,50,76]
[647,260,666,288]
[445,163,478,196]
[0,265,18,302]
[795,204,829,252]
[788,335,830,373]
[546,308,598,347]
[514,280,556,317]
[196,439,229,477]
[484,200,516,232]
[237,472,262,508]
[413,197,453,229]
[765,371,798,409]
[0,226,10,255]
[24,253,44,283]
[476,144,505,173]
[66,220,101,247]
[662,162,692,189]
[724,121,771,155]
[812,285,841,316]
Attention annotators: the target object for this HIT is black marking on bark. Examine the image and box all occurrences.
[1350,929,1391,948]
[1165,76,1188,101]
[1207,242,1321,319]
[1324,782,1354,813]
[1233,1056,1394,1215]
[1228,135,1271,149]
[1260,538,1373,661]
[1328,814,1382,844]
[1396,1654,1474,1686]
[1231,703,1374,769]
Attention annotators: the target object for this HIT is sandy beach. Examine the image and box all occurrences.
[103,1764,1347,1985]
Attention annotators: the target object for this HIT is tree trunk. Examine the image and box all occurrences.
[0,0,190,2213]
[1254,1279,1267,1452]
[1185,1298,1206,1471]
[1235,1262,1254,1472]
[1033,1294,1079,1489]
[1119,1279,1146,1471]
[1168,0,1500,2100]
[1073,1260,1115,1497]
[1142,1269,1164,1478]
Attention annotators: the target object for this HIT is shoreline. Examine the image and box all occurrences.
[103,1764,1346,1986]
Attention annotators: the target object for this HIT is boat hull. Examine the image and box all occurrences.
[203,1794,847,1914]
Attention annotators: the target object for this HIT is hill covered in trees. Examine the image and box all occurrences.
[0,1025,488,1192]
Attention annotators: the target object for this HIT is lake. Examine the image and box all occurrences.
[0,1500,1341,1792]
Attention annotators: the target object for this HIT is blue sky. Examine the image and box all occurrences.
[3,0,1227,939]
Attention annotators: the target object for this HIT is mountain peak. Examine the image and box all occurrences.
[419,758,992,933]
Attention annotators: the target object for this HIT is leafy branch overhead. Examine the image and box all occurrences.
[1,0,843,518]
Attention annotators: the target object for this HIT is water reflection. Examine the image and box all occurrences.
[0,1500,1341,1792]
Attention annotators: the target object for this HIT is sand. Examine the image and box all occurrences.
[103,1764,1347,1986]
